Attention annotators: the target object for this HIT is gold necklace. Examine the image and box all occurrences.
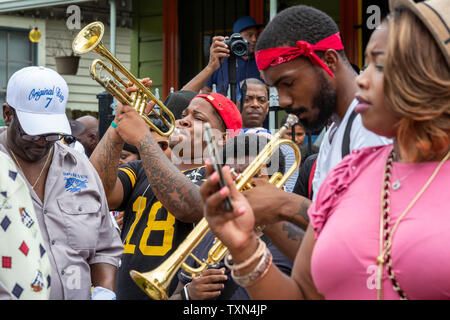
[377,148,450,300]
[9,147,54,190]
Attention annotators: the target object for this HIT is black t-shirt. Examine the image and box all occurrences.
[116,160,206,300]
[300,144,319,166]
[293,153,318,200]
[177,232,293,300]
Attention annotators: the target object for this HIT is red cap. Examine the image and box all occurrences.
[195,93,242,137]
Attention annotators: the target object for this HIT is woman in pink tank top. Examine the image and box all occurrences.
[200,0,450,300]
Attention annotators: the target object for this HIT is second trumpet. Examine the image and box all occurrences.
[129,114,301,300]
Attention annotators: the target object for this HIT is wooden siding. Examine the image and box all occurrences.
[45,19,131,114]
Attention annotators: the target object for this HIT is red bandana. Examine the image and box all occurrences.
[255,32,344,78]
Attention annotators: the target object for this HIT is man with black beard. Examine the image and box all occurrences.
[201,5,390,260]
[256,7,390,202]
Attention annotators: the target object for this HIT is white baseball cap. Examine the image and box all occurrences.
[6,66,71,136]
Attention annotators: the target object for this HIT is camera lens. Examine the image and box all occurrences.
[231,41,248,57]
[223,33,249,57]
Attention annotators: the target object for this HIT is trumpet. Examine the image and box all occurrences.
[129,114,301,300]
[72,21,175,136]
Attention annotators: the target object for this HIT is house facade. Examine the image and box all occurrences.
[0,0,132,119]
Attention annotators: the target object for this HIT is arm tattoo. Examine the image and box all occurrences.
[295,199,311,224]
[90,129,124,196]
[283,198,311,230]
[137,134,203,222]
[281,222,304,242]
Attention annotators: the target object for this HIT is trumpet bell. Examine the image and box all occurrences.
[72,21,104,55]
[130,270,168,300]
[129,116,302,300]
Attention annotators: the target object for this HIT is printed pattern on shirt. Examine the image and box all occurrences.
[0,152,51,299]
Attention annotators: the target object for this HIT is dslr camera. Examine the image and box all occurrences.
[222,33,249,57]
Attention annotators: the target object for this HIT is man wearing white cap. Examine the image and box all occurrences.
[0,66,123,300]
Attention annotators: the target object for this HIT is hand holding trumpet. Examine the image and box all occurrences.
[184,268,228,300]
[113,78,156,146]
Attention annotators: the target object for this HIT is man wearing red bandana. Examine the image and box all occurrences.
[254,5,391,204]
[201,5,391,261]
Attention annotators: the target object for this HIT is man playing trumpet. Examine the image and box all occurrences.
[90,83,242,300]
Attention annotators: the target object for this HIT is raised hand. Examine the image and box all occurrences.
[124,77,156,115]
[114,103,149,146]
[113,77,158,146]
[207,36,230,71]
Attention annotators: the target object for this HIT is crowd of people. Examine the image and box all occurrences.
[0,0,448,301]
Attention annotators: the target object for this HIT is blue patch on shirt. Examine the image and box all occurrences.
[63,173,88,193]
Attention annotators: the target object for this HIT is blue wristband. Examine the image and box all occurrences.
[111,121,118,129]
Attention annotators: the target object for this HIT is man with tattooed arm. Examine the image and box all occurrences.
[90,81,242,300]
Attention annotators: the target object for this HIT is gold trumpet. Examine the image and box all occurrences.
[129,114,301,300]
[72,21,175,136]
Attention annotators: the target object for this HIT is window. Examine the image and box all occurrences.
[0,28,37,109]
[178,0,248,87]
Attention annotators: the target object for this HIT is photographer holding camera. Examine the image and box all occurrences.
[182,16,263,104]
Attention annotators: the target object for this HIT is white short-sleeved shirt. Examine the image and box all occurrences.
[312,99,392,201]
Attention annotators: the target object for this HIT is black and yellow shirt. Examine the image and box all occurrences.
[116,160,206,300]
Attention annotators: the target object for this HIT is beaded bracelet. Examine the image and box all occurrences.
[231,247,273,288]
[224,238,266,272]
